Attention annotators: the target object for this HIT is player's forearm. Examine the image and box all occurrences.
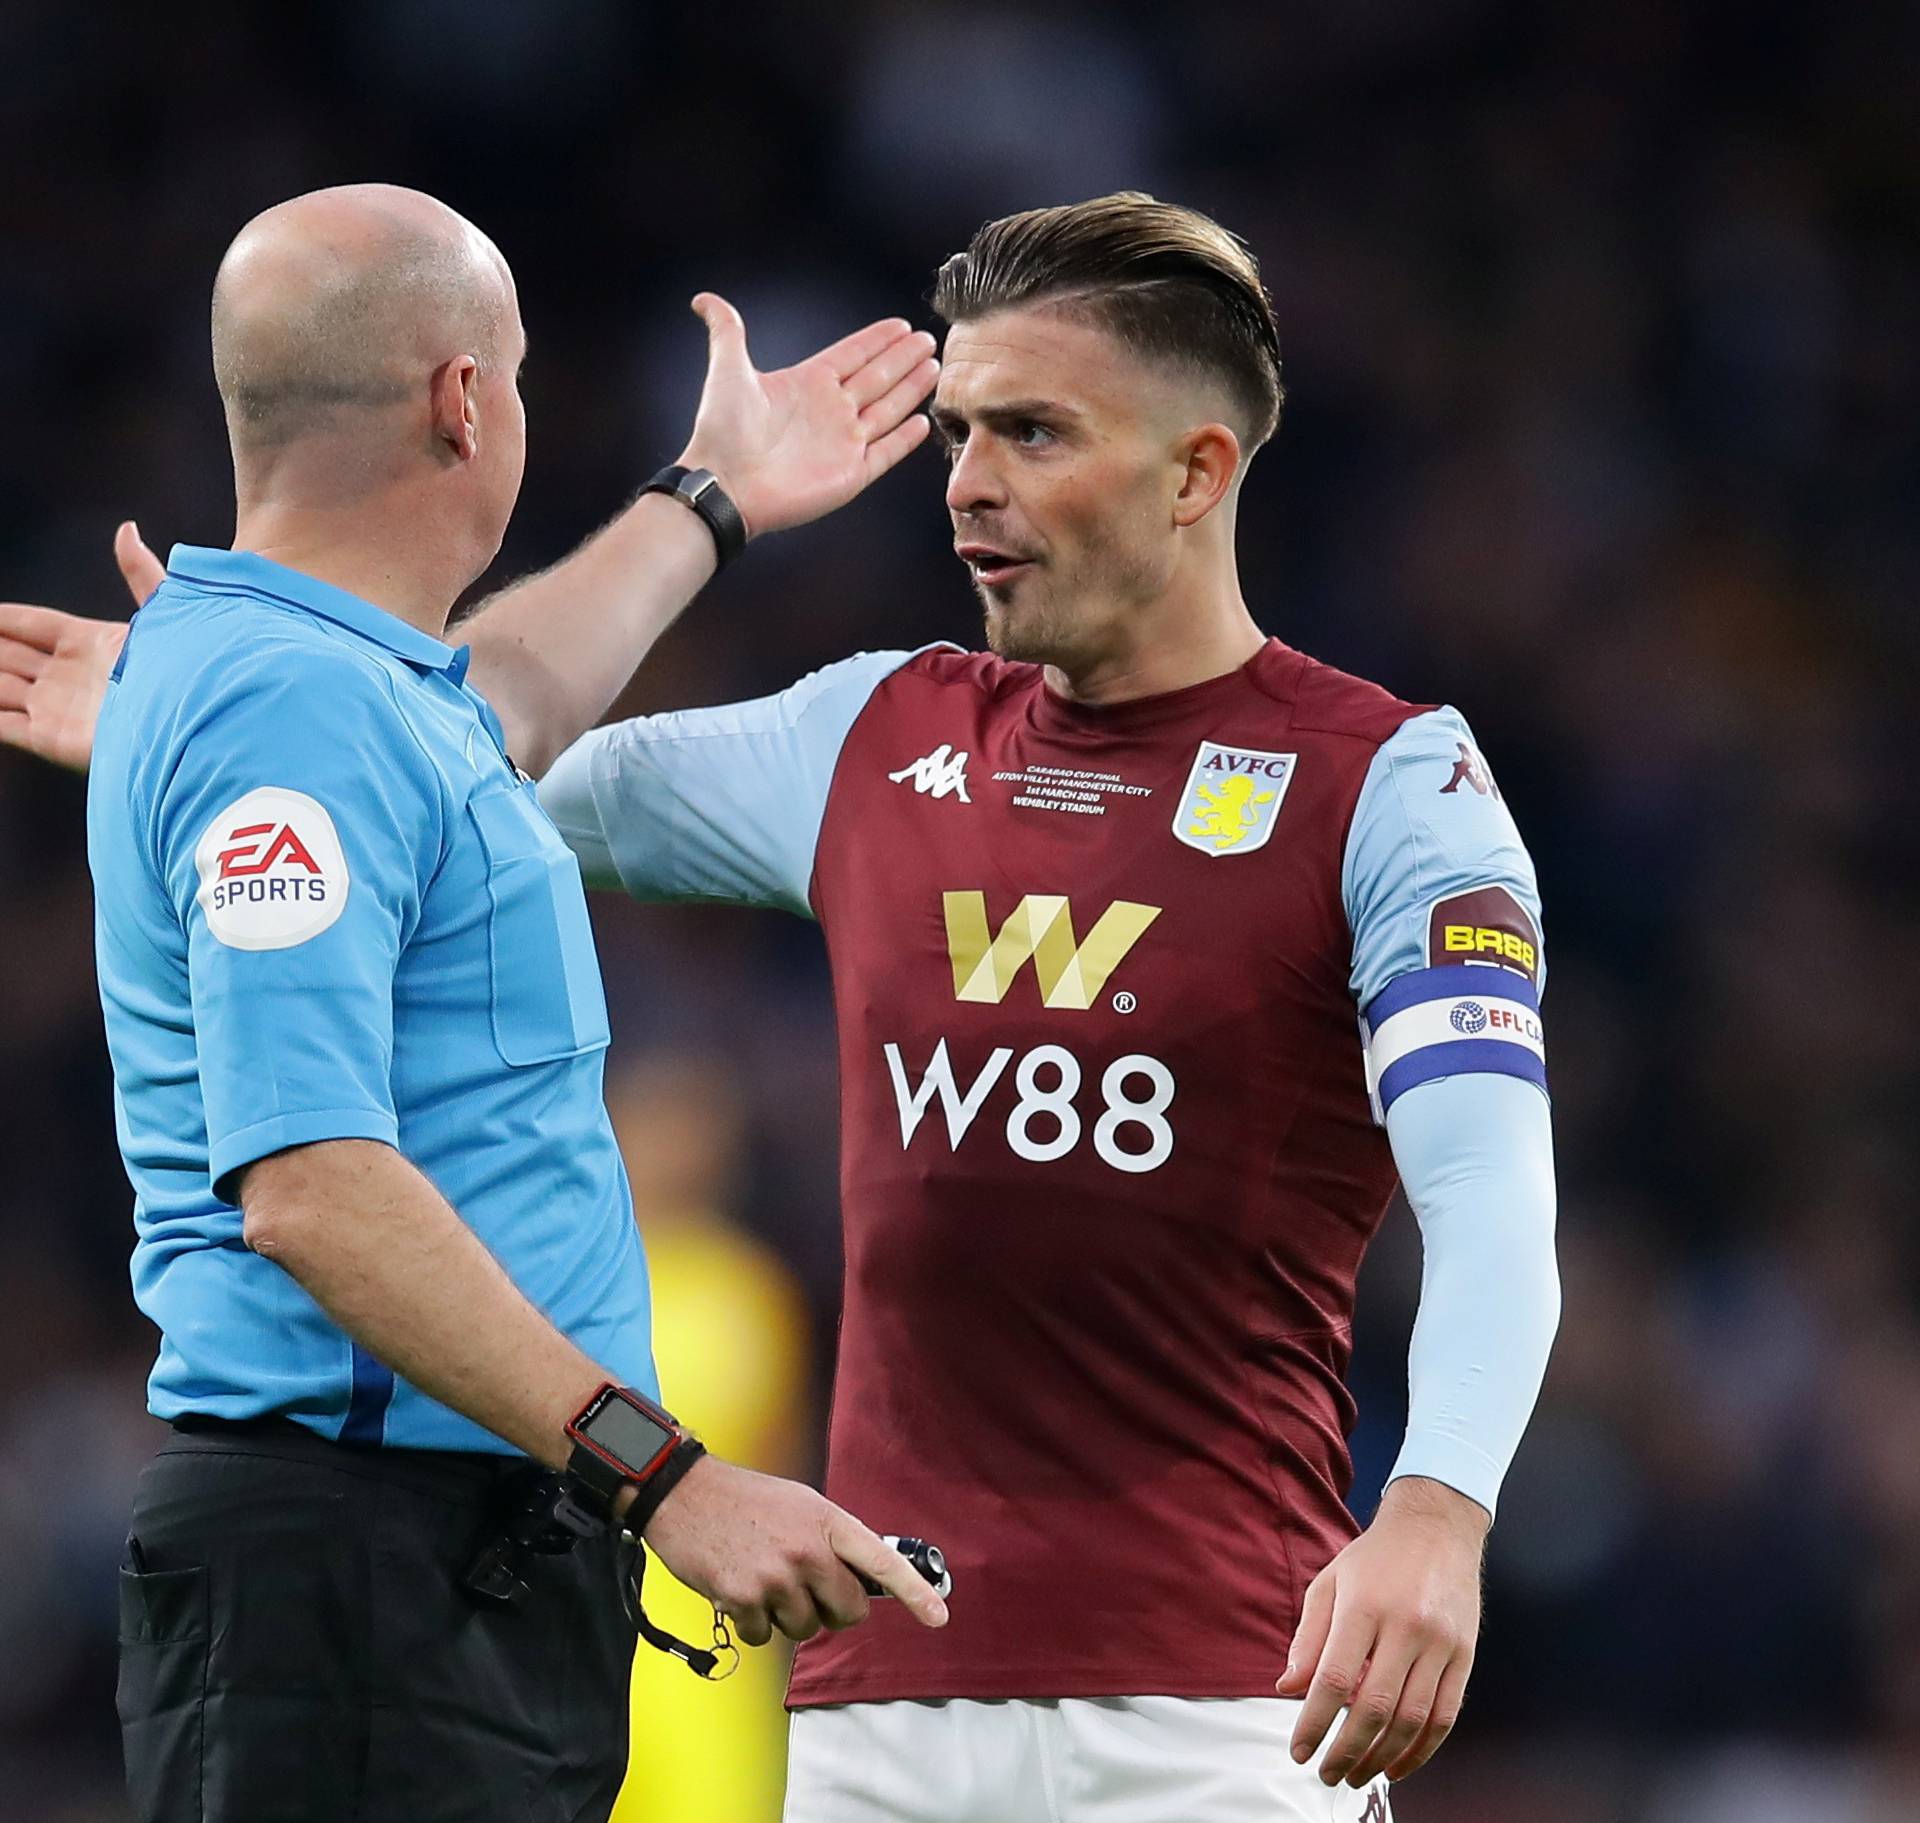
[1384,1073,1561,1520]
[462,491,719,780]
[238,1137,610,1465]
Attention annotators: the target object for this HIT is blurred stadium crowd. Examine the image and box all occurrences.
[1,3,1914,1819]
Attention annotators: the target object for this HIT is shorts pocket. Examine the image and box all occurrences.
[117,1557,209,1821]
[469,779,613,1067]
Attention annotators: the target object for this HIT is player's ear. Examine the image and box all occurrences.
[430,355,481,463]
[1172,421,1241,528]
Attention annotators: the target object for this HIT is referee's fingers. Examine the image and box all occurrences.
[766,1582,825,1644]
[806,1555,872,1633]
[825,1511,949,1629]
[114,520,166,607]
[820,316,915,382]
[858,359,941,440]
[844,329,937,413]
[728,1600,774,1650]
[0,602,63,663]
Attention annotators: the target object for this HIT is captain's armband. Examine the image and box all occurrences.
[1361,963,1548,1122]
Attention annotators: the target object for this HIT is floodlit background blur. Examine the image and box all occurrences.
[1,2,1915,1818]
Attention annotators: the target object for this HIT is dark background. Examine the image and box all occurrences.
[2,3,1916,1819]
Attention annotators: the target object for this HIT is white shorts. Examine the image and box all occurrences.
[783,1696,1395,1823]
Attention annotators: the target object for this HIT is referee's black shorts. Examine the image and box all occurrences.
[117,1418,638,1823]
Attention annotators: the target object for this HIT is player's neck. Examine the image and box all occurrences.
[1043,576,1265,707]
[231,494,482,642]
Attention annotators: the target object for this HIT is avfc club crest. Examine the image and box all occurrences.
[1173,741,1298,857]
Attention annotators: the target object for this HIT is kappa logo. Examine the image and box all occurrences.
[943,891,1160,1010]
[889,744,972,802]
[194,786,349,951]
[1174,742,1297,856]
[1440,739,1500,799]
[1359,1786,1390,1823]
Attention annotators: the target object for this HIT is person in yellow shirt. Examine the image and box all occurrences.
[606,1051,816,1823]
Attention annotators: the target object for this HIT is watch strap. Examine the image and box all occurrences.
[642,464,748,569]
[618,1436,707,1537]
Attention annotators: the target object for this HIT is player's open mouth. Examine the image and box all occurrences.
[956,545,1035,586]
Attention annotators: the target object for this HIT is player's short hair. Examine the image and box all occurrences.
[932,192,1284,448]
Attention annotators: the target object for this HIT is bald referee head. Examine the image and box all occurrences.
[209,183,527,609]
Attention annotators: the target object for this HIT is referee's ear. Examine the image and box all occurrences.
[432,355,481,463]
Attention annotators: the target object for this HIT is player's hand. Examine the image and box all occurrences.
[640,1453,950,1648]
[675,296,938,539]
[0,521,163,771]
[1276,1475,1486,1788]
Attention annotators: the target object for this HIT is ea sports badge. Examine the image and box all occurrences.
[1173,742,1297,857]
[195,786,350,950]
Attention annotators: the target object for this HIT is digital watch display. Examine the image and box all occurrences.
[563,1383,703,1531]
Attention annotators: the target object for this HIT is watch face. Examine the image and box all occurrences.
[585,1395,675,1474]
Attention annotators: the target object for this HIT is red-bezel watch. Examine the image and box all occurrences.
[563,1382,705,1532]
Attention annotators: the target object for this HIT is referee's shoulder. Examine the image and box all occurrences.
[149,585,398,697]
[127,591,414,763]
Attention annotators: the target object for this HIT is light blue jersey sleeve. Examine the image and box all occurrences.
[148,646,444,1196]
[1342,707,1558,1520]
[1345,706,1547,1116]
[537,649,920,917]
[1381,1075,1559,1519]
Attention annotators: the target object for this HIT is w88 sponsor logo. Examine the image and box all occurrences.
[882,1039,1175,1175]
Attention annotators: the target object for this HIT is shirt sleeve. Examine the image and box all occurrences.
[1383,1072,1561,1520]
[536,649,917,917]
[1342,706,1548,1120]
[147,645,445,1197]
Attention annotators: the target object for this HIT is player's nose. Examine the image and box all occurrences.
[944,435,1007,517]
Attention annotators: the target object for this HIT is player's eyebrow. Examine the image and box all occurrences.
[931,398,1082,437]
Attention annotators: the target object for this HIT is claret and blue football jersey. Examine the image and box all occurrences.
[89,546,658,1453]
[541,636,1550,1704]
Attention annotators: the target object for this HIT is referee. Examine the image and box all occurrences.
[89,185,944,1822]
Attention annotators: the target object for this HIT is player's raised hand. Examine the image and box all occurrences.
[676,295,939,539]
[640,1453,949,1649]
[1276,1475,1486,1789]
[0,520,163,771]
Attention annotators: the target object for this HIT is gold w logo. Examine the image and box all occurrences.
[942,892,1160,1010]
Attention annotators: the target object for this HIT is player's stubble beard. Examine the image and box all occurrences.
[975,528,1163,677]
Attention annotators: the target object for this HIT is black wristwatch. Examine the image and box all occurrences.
[641,464,748,570]
[564,1382,706,1535]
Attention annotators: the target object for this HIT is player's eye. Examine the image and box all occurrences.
[937,427,967,462]
[1013,420,1054,449]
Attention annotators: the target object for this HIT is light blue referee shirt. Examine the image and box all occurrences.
[88,546,658,1453]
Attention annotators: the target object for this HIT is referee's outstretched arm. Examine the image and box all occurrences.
[238,1136,947,1645]
[444,295,937,781]
[1,298,938,792]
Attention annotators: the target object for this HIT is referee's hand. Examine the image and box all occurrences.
[639,1454,950,1647]
[0,520,161,772]
[676,297,938,541]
